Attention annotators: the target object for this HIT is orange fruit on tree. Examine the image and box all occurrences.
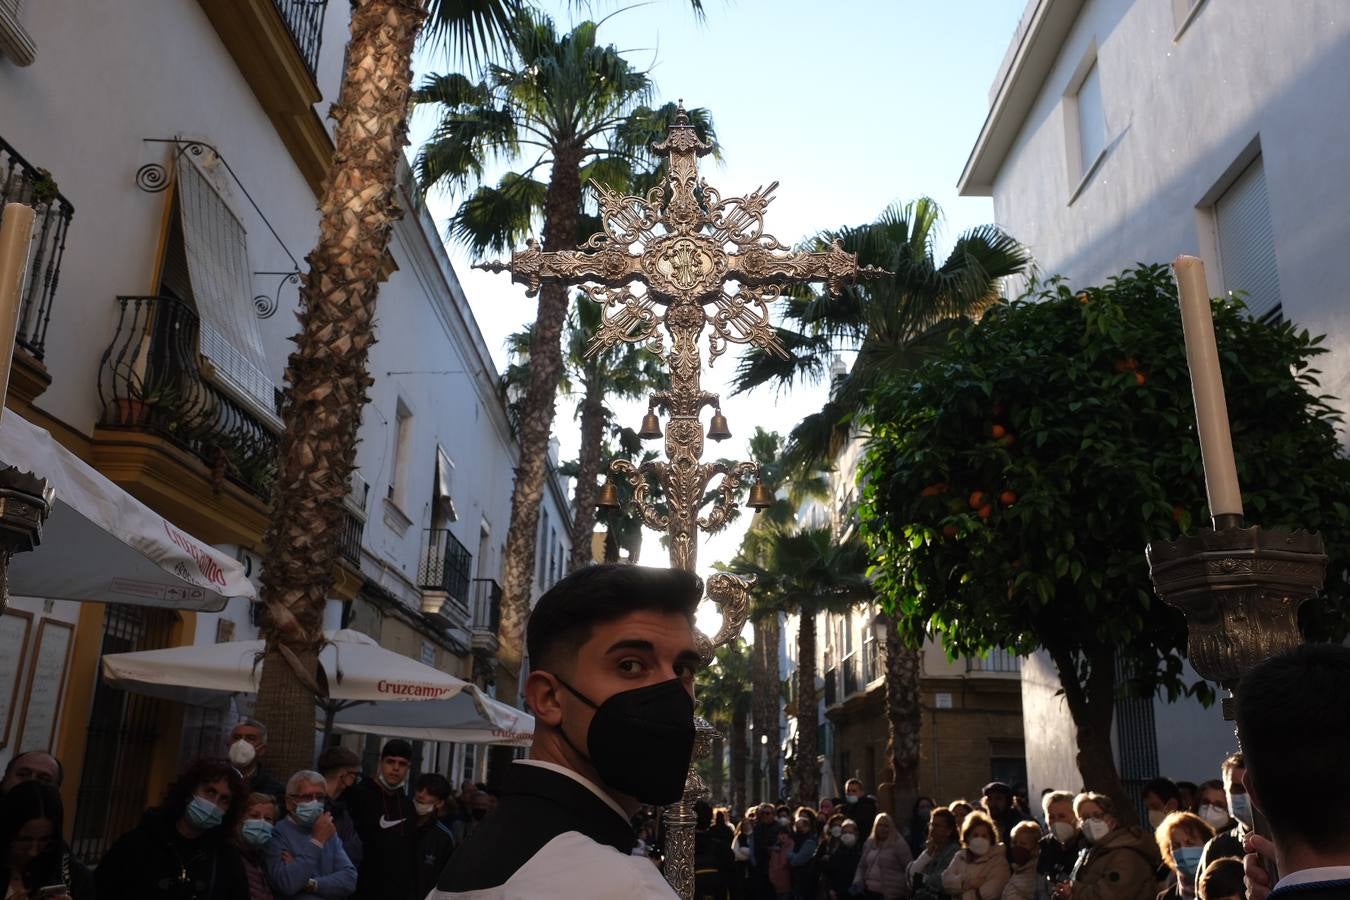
[999,434,1017,447]
[1135,371,1147,386]
[991,424,1007,439]
[1000,490,1017,505]
[968,491,986,509]
[977,504,993,520]
[920,482,949,497]
[942,524,959,539]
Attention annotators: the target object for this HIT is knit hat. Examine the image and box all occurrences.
[381,738,414,761]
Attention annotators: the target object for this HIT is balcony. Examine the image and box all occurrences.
[97,296,279,500]
[967,649,1022,674]
[823,668,837,707]
[418,528,472,622]
[271,0,328,81]
[1,135,75,399]
[338,507,363,569]
[470,578,501,656]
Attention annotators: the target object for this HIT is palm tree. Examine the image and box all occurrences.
[505,294,667,573]
[698,638,753,810]
[735,527,872,803]
[414,10,716,678]
[254,0,526,776]
[732,197,1030,471]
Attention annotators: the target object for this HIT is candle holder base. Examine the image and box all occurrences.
[0,464,54,615]
[1147,522,1326,707]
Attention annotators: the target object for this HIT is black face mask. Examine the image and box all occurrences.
[470,808,488,821]
[555,676,695,806]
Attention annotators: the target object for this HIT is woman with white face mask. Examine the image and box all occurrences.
[1054,792,1161,900]
[906,807,960,900]
[822,818,863,900]
[940,811,1011,900]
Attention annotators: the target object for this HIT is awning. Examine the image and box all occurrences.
[101,628,533,746]
[0,411,255,611]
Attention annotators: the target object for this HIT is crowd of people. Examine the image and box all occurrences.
[0,719,500,900]
[682,770,1253,900]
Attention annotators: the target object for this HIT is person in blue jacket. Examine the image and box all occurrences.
[265,769,357,899]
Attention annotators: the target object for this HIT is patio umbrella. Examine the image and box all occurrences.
[100,628,533,745]
[0,410,255,611]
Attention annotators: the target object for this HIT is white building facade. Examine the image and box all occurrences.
[957,0,1349,800]
[0,0,567,857]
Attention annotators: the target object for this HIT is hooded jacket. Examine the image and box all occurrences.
[346,776,415,900]
[95,809,249,900]
[943,842,1013,900]
[1069,826,1162,900]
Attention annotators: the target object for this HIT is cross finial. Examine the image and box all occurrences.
[654,98,711,158]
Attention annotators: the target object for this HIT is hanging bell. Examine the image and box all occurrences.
[747,481,774,509]
[639,411,663,440]
[707,409,732,442]
[596,480,621,509]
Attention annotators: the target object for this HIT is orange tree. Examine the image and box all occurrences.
[858,263,1350,822]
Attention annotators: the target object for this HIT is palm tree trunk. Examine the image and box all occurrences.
[254,0,423,777]
[709,731,725,804]
[730,701,748,812]
[794,607,819,803]
[497,143,583,671]
[603,523,621,563]
[883,635,922,823]
[567,385,605,572]
[752,614,782,800]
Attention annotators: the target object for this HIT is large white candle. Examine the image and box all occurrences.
[1173,254,1243,519]
[0,203,35,423]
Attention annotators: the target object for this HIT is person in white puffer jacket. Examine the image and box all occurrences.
[941,811,1011,900]
[1001,821,1046,900]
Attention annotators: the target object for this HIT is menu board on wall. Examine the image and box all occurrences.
[16,618,73,754]
[0,610,33,750]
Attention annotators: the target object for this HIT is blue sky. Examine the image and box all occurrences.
[408,0,1029,605]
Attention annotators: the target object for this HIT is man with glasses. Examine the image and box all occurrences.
[0,750,62,795]
[265,769,358,899]
[318,745,365,867]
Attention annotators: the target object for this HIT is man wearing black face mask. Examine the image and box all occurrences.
[430,564,702,898]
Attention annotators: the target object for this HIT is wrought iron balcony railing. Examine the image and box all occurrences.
[97,296,279,499]
[1,134,74,361]
[339,507,363,568]
[418,528,472,608]
[271,0,328,81]
[966,649,1022,674]
[471,577,502,634]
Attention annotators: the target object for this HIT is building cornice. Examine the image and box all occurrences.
[957,0,1085,197]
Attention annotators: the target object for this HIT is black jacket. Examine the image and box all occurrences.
[413,816,457,900]
[95,811,248,900]
[1196,821,1244,876]
[347,777,416,900]
[242,766,286,808]
[822,839,862,896]
[843,795,878,841]
[325,794,364,868]
[695,829,736,900]
[1269,879,1350,899]
[1038,831,1085,887]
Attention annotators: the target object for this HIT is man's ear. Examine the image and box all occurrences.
[525,670,565,727]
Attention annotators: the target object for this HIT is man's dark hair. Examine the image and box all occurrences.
[414,772,452,802]
[1142,777,1180,805]
[2,750,64,787]
[694,799,713,831]
[315,745,361,777]
[1237,643,1350,853]
[525,565,701,672]
[1197,857,1244,900]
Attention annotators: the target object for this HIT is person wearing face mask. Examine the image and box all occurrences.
[1053,793,1160,900]
[844,780,879,844]
[1001,821,1043,900]
[941,811,1011,900]
[1195,755,1247,879]
[907,807,960,900]
[1037,791,1084,895]
[96,756,250,899]
[1142,780,1183,834]
[822,817,863,900]
[853,812,914,899]
[235,792,279,900]
[788,815,819,899]
[228,719,286,809]
[316,746,364,869]
[752,802,781,900]
[907,796,937,858]
[411,774,457,900]
[1155,812,1214,900]
[265,770,357,899]
[429,565,704,898]
[347,740,416,900]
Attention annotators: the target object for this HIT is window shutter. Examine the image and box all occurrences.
[174,153,279,416]
[1076,62,1106,174]
[1215,156,1282,321]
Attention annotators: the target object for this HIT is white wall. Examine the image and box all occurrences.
[1019,651,1088,800]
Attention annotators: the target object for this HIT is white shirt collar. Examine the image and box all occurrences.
[1273,865,1350,891]
[514,759,632,825]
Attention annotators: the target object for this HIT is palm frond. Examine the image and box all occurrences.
[447,172,546,257]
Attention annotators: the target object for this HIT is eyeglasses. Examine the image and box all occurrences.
[11,836,53,848]
[288,792,326,802]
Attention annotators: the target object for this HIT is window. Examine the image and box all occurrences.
[1064,51,1107,195]
[389,400,413,508]
[1214,155,1282,321]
